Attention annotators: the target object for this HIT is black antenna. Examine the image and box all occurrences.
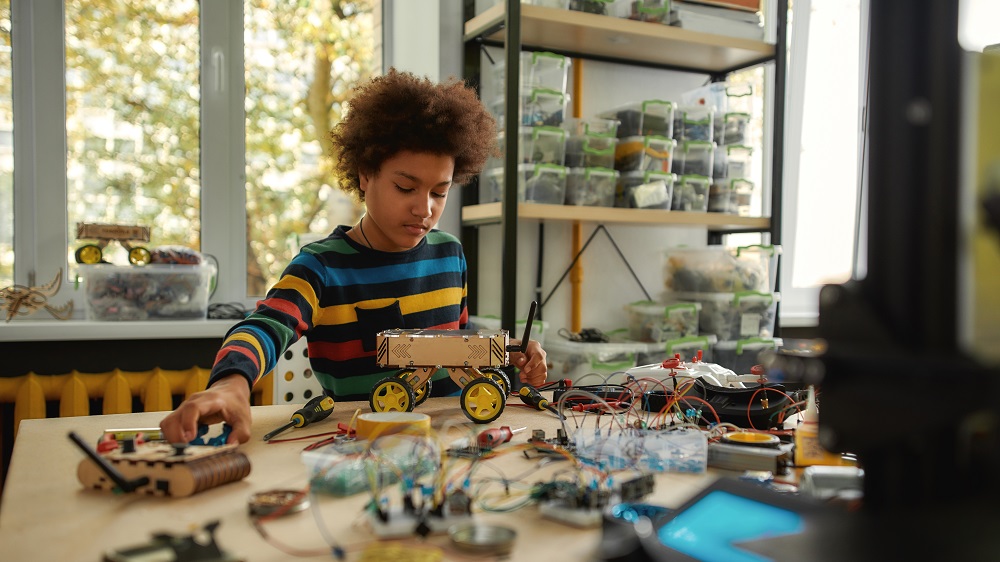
[68,431,149,493]
[507,300,537,353]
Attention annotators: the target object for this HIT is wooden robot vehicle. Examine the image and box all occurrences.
[75,222,152,265]
[371,302,537,424]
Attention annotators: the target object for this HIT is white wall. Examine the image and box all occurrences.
[383,0,467,235]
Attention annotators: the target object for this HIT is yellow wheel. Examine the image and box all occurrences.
[396,369,432,407]
[75,244,103,264]
[128,246,152,266]
[480,368,511,397]
[460,378,505,424]
[370,376,416,413]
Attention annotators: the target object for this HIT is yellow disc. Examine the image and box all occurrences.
[722,431,781,448]
[356,412,430,440]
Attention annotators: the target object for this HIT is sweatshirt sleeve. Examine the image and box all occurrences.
[208,250,326,389]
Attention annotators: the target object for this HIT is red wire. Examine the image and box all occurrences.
[746,387,802,430]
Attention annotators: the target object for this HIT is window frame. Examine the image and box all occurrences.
[11,0,253,314]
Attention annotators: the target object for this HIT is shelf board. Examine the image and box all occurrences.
[462,202,770,230]
[0,319,235,342]
[464,3,775,73]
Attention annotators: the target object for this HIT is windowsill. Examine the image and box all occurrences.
[0,319,237,342]
[779,312,819,328]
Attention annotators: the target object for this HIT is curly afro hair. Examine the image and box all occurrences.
[330,68,498,201]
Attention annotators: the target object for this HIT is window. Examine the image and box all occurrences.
[778,0,864,325]
[243,1,376,295]
[7,0,378,315]
[0,0,10,288]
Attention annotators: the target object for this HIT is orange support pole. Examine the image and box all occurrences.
[571,59,584,333]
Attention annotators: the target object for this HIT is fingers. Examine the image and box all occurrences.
[159,401,205,444]
[513,340,548,387]
[159,380,253,445]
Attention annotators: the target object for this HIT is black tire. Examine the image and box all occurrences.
[460,378,506,424]
[480,367,511,397]
[369,375,416,413]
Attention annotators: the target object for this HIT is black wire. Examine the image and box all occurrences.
[208,302,250,320]
[540,225,652,309]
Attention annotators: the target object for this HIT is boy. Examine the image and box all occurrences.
[160,69,547,444]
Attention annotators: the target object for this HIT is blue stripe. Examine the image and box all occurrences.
[332,256,462,286]
[289,251,331,286]
[233,324,279,368]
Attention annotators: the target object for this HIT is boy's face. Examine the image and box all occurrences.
[359,150,455,251]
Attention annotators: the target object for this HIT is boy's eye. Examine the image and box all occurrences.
[394,184,413,193]
[432,191,448,199]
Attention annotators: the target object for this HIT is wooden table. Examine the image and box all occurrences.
[0,397,721,561]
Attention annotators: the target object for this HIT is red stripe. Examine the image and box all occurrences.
[259,297,308,331]
[217,345,260,371]
[309,339,373,362]
[459,306,469,326]
[427,319,462,330]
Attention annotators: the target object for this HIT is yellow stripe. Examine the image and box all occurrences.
[315,287,465,326]
[227,332,268,379]
[272,275,320,321]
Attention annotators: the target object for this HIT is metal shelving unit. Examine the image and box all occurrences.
[461,0,788,331]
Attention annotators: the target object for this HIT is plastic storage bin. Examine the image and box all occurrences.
[681,81,754,115]
[663,244,781,293]
[614,135,675,173]
[565,167,619,207]
[672,174,710,212]
[545,334,664,384]
[564,116,620,138]
[486,126,568,169]
[606,0,670,22]
[708,178,754,215]
[480,164,568,204]
[80,263,215,321]
[713,337,783,376]
[673,106,715,143]
[495,51,570,94]
[715,112,752,146]
[600,100,675,138]
[672,140,716,178]
[664,334,718,363]
[713,144,753,180]
[626,300,702,342]
[665,291,780,341]
[617,170,675,209]
[491,87,568,129]
[565,134,617,168]
[520,126,568,165]
[468,315,550,349]
[476,0,571,15]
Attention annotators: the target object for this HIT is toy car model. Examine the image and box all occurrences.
[371,302,537,424]
[75,222,152,265]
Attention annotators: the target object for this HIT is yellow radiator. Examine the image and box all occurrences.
[0,369,274,439]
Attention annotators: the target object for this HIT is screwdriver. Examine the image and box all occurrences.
[263,395,336,441]
[518,386,563,419]
[477,426,526,448]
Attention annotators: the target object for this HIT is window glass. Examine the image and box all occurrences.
[0,0,11,287]
[65,0,201,268]
[244,0,377,296]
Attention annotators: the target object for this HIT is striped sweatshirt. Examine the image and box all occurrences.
[209,225,469,400]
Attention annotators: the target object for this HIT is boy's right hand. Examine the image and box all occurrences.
[159,373,253,445]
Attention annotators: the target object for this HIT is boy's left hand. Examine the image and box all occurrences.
[510,339,547,387]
